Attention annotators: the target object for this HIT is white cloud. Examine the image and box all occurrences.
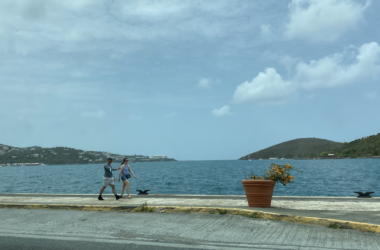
[280,55,300,73]
[197,78,217,88]
[284,0,370,42]
[234,42,380,105]
[233,68,295,105]
[262,51,300,74]
[0,0,253,55]
[212,105,231,117]
[294,42,380,89]
[114,0,189,18]
[82,110,105,119]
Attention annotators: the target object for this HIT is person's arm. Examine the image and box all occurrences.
[129,165,136,179]
[118,166,124,181]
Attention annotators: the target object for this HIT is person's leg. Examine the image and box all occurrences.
[110,184,121,200]
[98,186,106,200]
[99,178,110,200]
[110,184,117,195]
[126,180,131,198]
[120,182,126,197]
[99,186,106,196]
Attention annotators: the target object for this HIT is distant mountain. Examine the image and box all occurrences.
[240,133,380,160]
[240,138,342,160]
[0,144,176,166]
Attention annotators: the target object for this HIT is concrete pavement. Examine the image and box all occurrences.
[1,208,380,250]
[0,193,379,233]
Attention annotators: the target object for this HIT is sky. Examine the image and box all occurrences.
[1,0,379,160]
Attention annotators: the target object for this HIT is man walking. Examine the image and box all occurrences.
[98,157,122,200]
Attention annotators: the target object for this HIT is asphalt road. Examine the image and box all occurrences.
[0,209,379,250]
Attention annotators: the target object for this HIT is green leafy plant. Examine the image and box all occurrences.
[135,202,154,212]
[218,209,227,215]
[245,163,301,186]
[247,212,262,218]
[327,222,351,230]
[320,151,328,157]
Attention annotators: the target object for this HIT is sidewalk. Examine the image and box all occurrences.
[1,193,379,233]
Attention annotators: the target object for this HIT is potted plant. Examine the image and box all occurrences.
[242,163,300,207]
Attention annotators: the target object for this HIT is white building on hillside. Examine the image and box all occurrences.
[152,155,167,159]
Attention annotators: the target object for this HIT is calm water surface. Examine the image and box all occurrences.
[0,159,379,196]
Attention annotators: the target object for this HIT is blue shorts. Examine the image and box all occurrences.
[121,174,129,181]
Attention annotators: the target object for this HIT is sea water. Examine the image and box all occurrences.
[0,159,379,196]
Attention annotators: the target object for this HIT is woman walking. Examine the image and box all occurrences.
[118,158,136,199]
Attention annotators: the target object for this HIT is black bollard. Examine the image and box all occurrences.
[354,191,374,198]
[136,190,150,195]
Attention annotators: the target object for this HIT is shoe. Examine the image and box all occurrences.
[98,196,104,200]
[115,195,121,200]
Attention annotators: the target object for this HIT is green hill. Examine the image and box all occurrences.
[240,138,342,160]
[0,144,176,166]
[334,133,380,158]
[240,133,380,160]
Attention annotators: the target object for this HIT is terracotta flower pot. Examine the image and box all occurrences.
[242,180,276,207]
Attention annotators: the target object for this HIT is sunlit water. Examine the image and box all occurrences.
[0,159,379,196]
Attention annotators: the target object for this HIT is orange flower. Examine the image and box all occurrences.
[247,163,299,185]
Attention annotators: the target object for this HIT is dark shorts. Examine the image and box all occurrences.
[121,174,129,181]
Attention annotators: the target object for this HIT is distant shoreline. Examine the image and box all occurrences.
[0,144,177,166]
[241,156,380,161]
[0,159,177,167]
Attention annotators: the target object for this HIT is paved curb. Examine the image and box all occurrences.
[1,203,379,234]
[0,203,137,212]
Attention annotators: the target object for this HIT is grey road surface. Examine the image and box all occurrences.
[0,209,379,250]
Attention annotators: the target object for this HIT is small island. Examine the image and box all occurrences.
[0,144,176,166]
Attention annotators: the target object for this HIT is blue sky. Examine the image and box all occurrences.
[0,0,379,160]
